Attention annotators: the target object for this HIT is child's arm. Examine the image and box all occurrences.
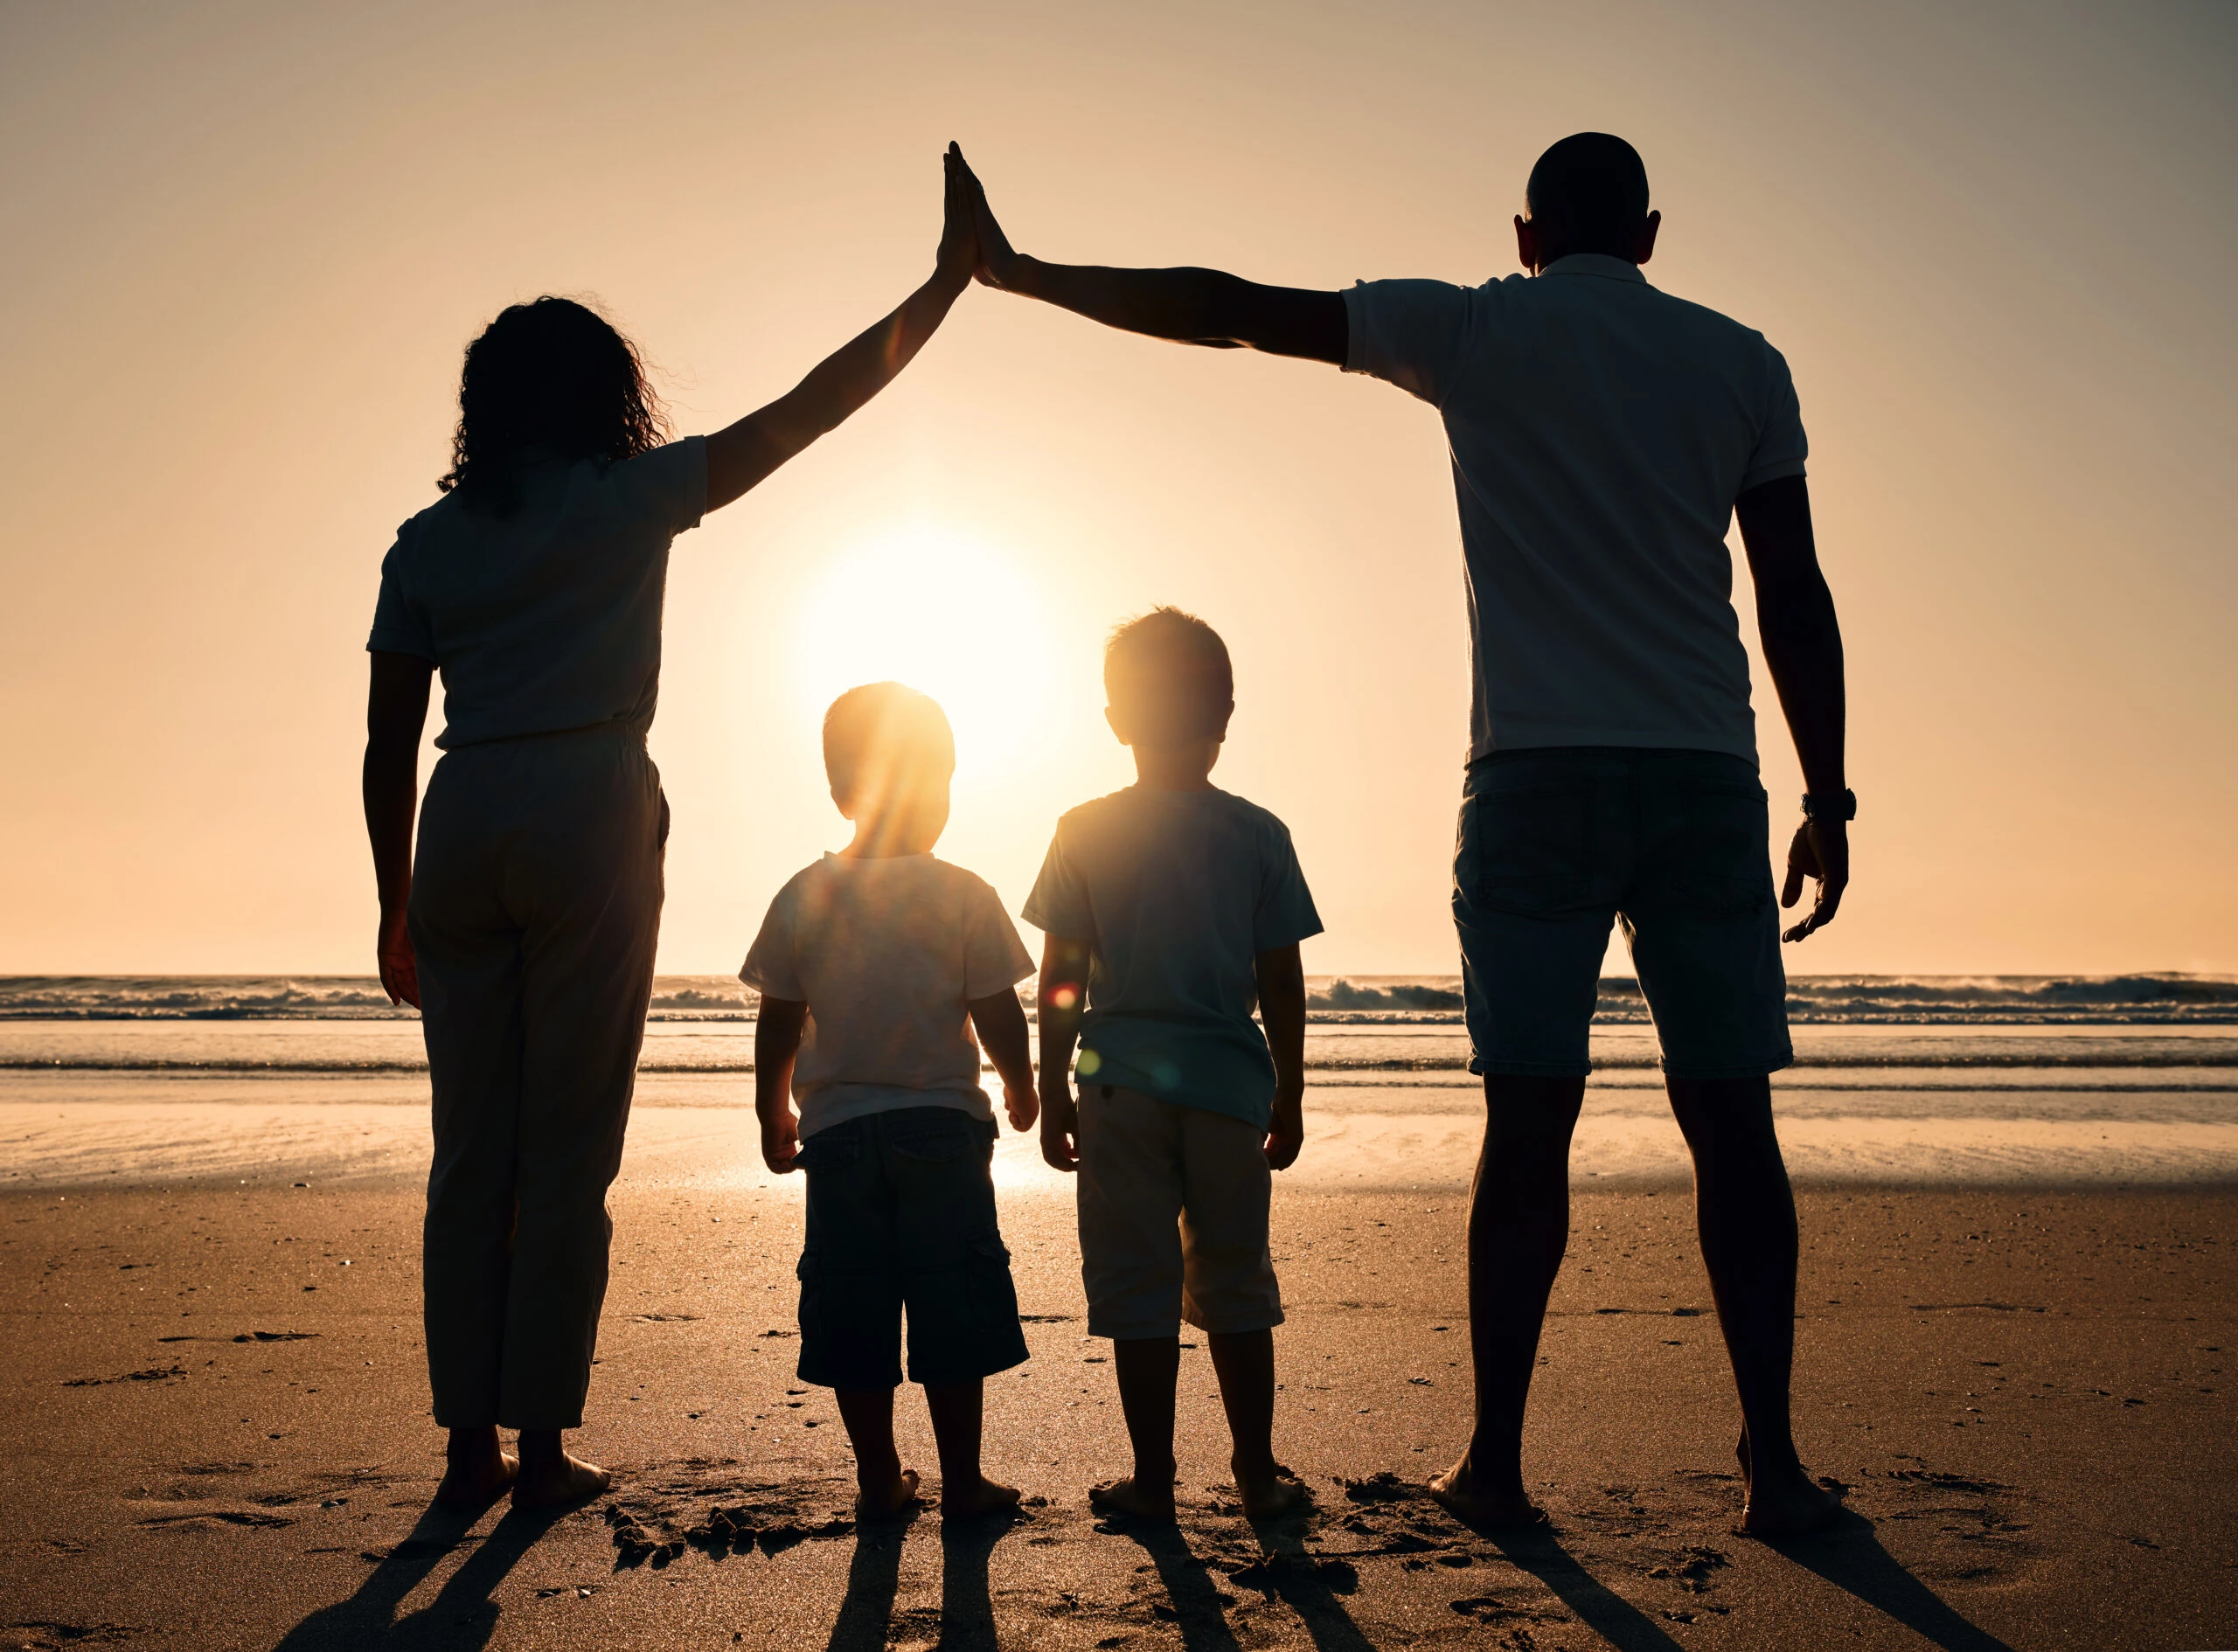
[1255,944,1307,1171]
[753,996,810,1174]
[703,145,977,513]
[1034,935,1094,1172]
[968,988,1039,1132]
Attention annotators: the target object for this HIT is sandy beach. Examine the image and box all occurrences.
[3,1076,2233,1652]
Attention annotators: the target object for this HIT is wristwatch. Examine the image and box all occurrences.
[1801,788,1857,823]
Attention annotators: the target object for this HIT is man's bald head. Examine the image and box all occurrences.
[1519,133,1658,270]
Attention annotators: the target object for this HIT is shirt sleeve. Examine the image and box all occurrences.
[1020,824,1095,941]
[1739,342,1809,493]
[611,434,710,538]
[365,524,437,660]
[738,888,804,1001]
[1252,822,1324,952]
[963,879,1037,1000]
[1342,279,1473,407]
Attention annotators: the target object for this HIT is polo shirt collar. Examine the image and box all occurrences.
[1539,253,1648,284]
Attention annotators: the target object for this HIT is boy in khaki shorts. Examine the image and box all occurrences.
[1026,607,1320,1522]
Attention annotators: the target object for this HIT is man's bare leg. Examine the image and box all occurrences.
[1430,1074,1583,1526]
[1665,1074,1842,1537]
[434,1425,518,1508]
[923,1378,1021,1519]
[512,1428,609,1508]
[1089,1335,1179,1522]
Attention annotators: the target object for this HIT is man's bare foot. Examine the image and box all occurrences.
[855,1465,921,1522]
[1088,1474,1177,1524]
[512,1451,610,1510]
[1428,1457,1548,1529]
[434,1441,518,1510]
[942,1475,1022,1521]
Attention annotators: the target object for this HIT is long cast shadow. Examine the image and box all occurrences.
[1112,1517,1377,1652]
[824,1516,912,1652]
[270,1496,562,1650]
[1768,1510,2017,1652]
[1485,1524,1686,1652]
[934,1510,1019,1652]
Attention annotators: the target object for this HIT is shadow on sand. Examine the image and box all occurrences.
[1109,1513,1377,1652]
[825,1506,1018,1652]
[1767,1509,2019,1652]
[269,1494,567,1650]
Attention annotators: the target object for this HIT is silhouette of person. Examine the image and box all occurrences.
[954,133,1850,1537]
[360,145,983,1512]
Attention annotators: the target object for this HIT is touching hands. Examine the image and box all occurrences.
[1781,817,1848,942]
[935,142,981,293]
[949,147,1020,289]
[376,909,420,1010]
[761,1107,801,1176]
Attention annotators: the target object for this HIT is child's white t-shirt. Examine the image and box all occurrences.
[740,853,1035,1139]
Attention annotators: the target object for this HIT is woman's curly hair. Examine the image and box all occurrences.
[438,296,669,512]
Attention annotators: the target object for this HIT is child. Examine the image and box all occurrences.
[742,683,1039,1519]
[1025,607,1320,1522]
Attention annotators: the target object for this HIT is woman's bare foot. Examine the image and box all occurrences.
[1428,1455,1548,1529]
[855,1465,921,1522]
[941,1475,1021,1521]
[434,1428,518,1510]
[1088,1474,1177,1524]
[512,1450,611,1510]
[1735,1429,1845,1537]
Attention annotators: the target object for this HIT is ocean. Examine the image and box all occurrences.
[3,975,2235,1190]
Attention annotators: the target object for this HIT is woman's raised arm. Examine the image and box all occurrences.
[703,143,977,512]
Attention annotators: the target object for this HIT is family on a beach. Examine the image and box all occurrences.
[362,135,1853,1545]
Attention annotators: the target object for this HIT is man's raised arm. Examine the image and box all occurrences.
[957,150,1345,364]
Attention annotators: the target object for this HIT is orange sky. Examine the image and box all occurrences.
[3,1,2233,976]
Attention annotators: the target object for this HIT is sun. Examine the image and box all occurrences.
[792,525,1060,785]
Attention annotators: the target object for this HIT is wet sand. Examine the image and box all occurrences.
[2,1093,2234,1651]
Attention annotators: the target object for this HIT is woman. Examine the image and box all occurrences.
[363,145,979,1510]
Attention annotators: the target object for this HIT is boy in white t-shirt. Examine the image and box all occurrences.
[741,683,1038,1520]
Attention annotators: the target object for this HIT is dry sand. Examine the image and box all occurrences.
[3,1105,2235,1652]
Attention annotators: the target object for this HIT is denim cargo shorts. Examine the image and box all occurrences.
[793,1106,1030,1389]
[1453,747,1794,1080]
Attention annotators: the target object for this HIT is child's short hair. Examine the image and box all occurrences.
[1104,607,1234,745]
[823,683,956,813]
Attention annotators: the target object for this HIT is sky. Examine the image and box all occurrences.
[2,0,2233,978]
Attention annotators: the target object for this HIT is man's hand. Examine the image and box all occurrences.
[1039,1082,1080,1172]
[761,1107,801,1176]
[1265,1092,1304,1171]
[1004,1081,1039,1133]
[376,907,419,1010]
[1781,817,1849,942]
[935,142,980,294]
[954,149,1020,289]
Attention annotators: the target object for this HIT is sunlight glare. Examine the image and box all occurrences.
[792,525,1059,785]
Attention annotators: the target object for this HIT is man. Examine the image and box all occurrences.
[957,133,1849,1536]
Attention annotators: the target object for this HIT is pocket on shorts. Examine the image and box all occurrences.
[966,1236,1024,1336]
[794,1120,861,1174]
[1470,781,1595,915]
[1665,778,1773,917]
[795,1252,825,1343]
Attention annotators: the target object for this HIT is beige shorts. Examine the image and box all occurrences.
[1076,1084,1283,1340]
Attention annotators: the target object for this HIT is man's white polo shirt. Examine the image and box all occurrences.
[1344,253,1808,766]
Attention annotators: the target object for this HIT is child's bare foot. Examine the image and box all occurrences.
[1088,1474,1177,1524]
[434,1429,517,1510]
[1428,1454,1547,1529]
[855,1465,921,1522]
[1232,1455,1311,1521]
[512,1451,610,1510]
[942,1475,1022,1521]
